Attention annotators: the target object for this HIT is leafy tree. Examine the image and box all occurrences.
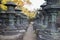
[0,0,8,10]
[0,0,37,21]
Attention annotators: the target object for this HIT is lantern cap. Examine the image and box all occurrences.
[5,1,17,7]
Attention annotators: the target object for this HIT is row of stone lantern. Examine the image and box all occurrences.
[36,0,60,40]
[0,1,18,35]
[0,1,28,36]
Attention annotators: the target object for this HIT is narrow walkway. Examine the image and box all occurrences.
[23,22,36,40]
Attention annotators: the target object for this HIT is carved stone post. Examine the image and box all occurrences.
[40,0,60,40]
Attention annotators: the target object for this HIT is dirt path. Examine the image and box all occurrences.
[23,22,36,40]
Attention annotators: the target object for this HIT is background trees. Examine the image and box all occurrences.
[0,0,37,21]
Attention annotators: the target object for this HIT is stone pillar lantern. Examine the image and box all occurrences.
[2,1,20,35]
[15,7,22,29]
[19,13,29,30]
[43,0,59,33]
[40,0,60,40]
[5,1,17,30]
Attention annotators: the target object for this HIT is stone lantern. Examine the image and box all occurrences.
[19,12,29,30]
[2,1,20,35]
[15,7,22,29]
[5,1,17,30]
[15,7,29,30]
[44,0,59,33]
[40,0,60,40]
